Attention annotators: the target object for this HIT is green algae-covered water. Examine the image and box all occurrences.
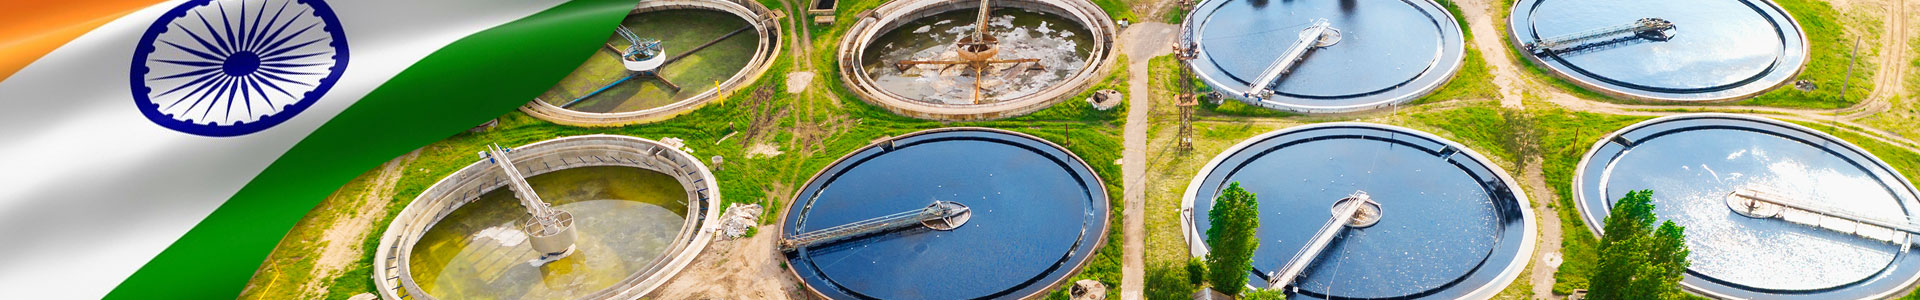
[409,166,689,299]
[537,10,758,113]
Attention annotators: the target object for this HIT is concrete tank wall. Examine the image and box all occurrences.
[372,134,722,300]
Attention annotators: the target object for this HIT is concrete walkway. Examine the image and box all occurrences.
[1119,22,1178,300]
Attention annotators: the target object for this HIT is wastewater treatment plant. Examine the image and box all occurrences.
[238,0,1920,299]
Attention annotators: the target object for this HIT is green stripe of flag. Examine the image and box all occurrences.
[105,0,637,298]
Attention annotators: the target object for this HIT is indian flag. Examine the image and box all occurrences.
[0,0,638,298]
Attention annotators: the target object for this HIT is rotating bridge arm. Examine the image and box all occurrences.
[781,201,972,252]
[1245,20,1336,100]
[1525,18,1674,56]
[1728,188,1920,249]
[1266,191,1379,291]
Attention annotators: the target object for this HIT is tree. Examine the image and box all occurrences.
[1207,182,1260,296]
[1588,189,1691,300]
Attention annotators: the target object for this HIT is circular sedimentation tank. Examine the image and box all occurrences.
[838,0,1118,121]
[1573,114,1920,299]
[1181,0,1466,114]
[781,128,1109,299]
[1509,0,1808,101]
[372,135,721,300]
[1182,123,1533,299]
[522,0,781,126]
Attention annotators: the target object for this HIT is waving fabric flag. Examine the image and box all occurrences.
[0,0,637,298]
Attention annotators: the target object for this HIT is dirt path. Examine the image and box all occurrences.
[1458,0,1526,109]
[1119,22,1178,300]
[1521,158,1565,300]
[303,150,418,296]
[648,225,800,299]
[1846,0,1909,119]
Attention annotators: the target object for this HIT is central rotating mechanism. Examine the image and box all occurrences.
[617,26,667,72]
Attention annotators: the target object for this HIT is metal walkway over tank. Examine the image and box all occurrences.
[482,144,577,257]
[1266,191,1381,291]
[1244,19,1340,100]
[1526,18,1674,56]
[781,201,972,252]
[1727,188,1920,250]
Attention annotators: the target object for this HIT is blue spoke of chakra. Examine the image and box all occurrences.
[250,1,293,52]
[217,2,238,53]
[192,11,232,56]
[186,76,232,108]
[153,67,221,81]
[205,76,233,119]
[175,75,225,112]
[173,23,228,59]
[160,40,224,62]
[262,38,323,58]
[264,51,325,62]
[157,59,222,67]
[255,7,309,54]
[255,70,310,87]
[245,76,269,115]
[162,73,221,108]
[259,22,319,56]
[257,76,295,98]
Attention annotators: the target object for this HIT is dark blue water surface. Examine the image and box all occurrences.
[1514,0,1805,99]
[784,129,1107,299]
[1185,0,1463,110]
[1192,124,1528,299]
[1576,115,1920,299]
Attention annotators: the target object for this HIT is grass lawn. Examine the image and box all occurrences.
[1858,31,1920,139]
[1524,110,1650,294]
[1744,0,1882,109]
